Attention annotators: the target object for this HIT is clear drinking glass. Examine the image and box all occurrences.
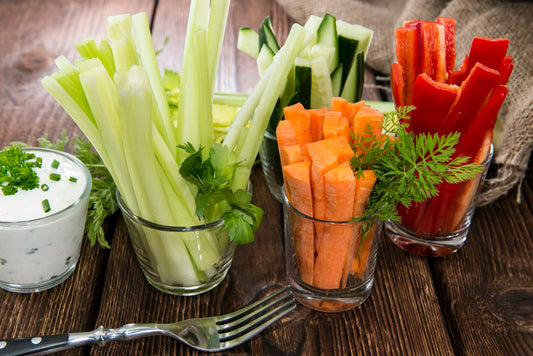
[282,189,381,312]
[385,145,494,257]
[258,131,284,203]
[0,148,92,293]
[117,191,236,296]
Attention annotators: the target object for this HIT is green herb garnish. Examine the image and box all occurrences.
[41,184,49,191]
[49,173,61,181]
[42,199,51,213]
[350,106,483,224]
[0,145,41,196]
[178,142,263,245]
[51,159,60,169]
[69,176,78,183]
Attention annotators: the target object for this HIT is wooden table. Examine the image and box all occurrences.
[1,0,532,355]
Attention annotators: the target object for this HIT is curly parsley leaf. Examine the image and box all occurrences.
[0,145,41,196]
[179,142,263,244]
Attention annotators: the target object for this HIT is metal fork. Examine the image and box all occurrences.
[0,285,296,355]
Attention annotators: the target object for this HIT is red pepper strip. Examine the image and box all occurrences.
[441,62,502,136]
[453,84,509,160]
[497,56,514,86]
[409,73,458,135]
[419,85,509,234]
[397,200,430,232]
[420,21,447,83]
[448,54,469,85]
[466,37,509,74]
[436,17,456,74]
[395,26,420,106]
[390,62,405,108]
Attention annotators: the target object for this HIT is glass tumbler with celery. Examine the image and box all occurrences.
[41,0,308,295]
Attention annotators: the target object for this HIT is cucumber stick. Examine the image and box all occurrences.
[236,14,373,133]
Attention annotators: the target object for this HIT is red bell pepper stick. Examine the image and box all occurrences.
[436,17,456,74]
[448,54,469,85]
[466,37,509,74]
[394,26,420,106]
[409,73,458,135]
[390,62,405,108]
[441,62,502,135]
[497,56,514,86]
[419,21,447,83]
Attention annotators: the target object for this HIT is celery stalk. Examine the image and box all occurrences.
[228,24,308,190]
[131,13,177,154]
[107,14,139,72]
[75,37,116,77]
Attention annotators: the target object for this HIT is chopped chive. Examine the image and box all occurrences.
[69,176,78,183]
[41,184,49,191]
[42,199,51,213]
[51,159,60,169]
[49,173,61,181]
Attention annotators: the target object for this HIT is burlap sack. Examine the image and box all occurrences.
[276,0,533,205]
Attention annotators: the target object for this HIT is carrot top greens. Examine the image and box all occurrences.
[350,106,484,224]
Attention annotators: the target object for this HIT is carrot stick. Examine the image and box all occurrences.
[283,102,313,146]
[347,170,377,279]
[323,110,342,139]
[307,135,354,164]
[283,161,314,285]
[308,107,327,142]
[313,162,356,289]
[276,119,298,147]
[330,96,348,112]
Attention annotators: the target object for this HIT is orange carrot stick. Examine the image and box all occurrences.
[308,107,327,142]
[323,110,342,139]
[313,162,356,289]
[283,102,313,146]
[283,161,315,285]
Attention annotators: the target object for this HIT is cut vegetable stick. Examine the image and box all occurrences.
[309,107,327,142]
[309,150,339,251]
[330,96,347,112]
[336,116,351,140]
[466,37,509,74]
[342,101,365,125]
[283,160,315,285]
[441,62,502,135]
[353,105,384,141]
[394,26,419,105]
[390,62,405,108]
[436,17,456,74]
[283,102,313,146]
[307,135,354,164]
[313,161,356,289]
[346,170,376,280]
[323,110,342,139]
[420,21,447,83]
[276,119,298,146]
[279,144,303,167]
[351,223,377,279]
[409,73,458,135]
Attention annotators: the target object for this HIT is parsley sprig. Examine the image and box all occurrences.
[178,142,263,245]
[0,145,41,196]
[350,106,484,224]
[39,132,115,248]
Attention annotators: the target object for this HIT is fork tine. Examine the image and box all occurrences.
[217,287,294,332]
[218,297,297,345]
[216,285,292,325]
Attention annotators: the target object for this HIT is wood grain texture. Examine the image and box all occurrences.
[0,0,532,355]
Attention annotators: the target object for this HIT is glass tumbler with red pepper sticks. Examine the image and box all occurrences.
[385,145,493,257]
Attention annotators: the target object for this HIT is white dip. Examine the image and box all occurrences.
[0,148,91,291]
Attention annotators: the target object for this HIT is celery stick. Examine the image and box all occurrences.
[75,37,116,77]
[206,0,230,88]
[230,24,307,191]
[107,14,139,72]
[213,92,248,106]
[131,13,177,154]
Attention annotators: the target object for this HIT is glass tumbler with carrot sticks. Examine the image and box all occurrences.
[277,98,385,312]
[385,17,513,256]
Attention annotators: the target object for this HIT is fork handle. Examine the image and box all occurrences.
[0,334,69,355]
[0,324,162,355]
